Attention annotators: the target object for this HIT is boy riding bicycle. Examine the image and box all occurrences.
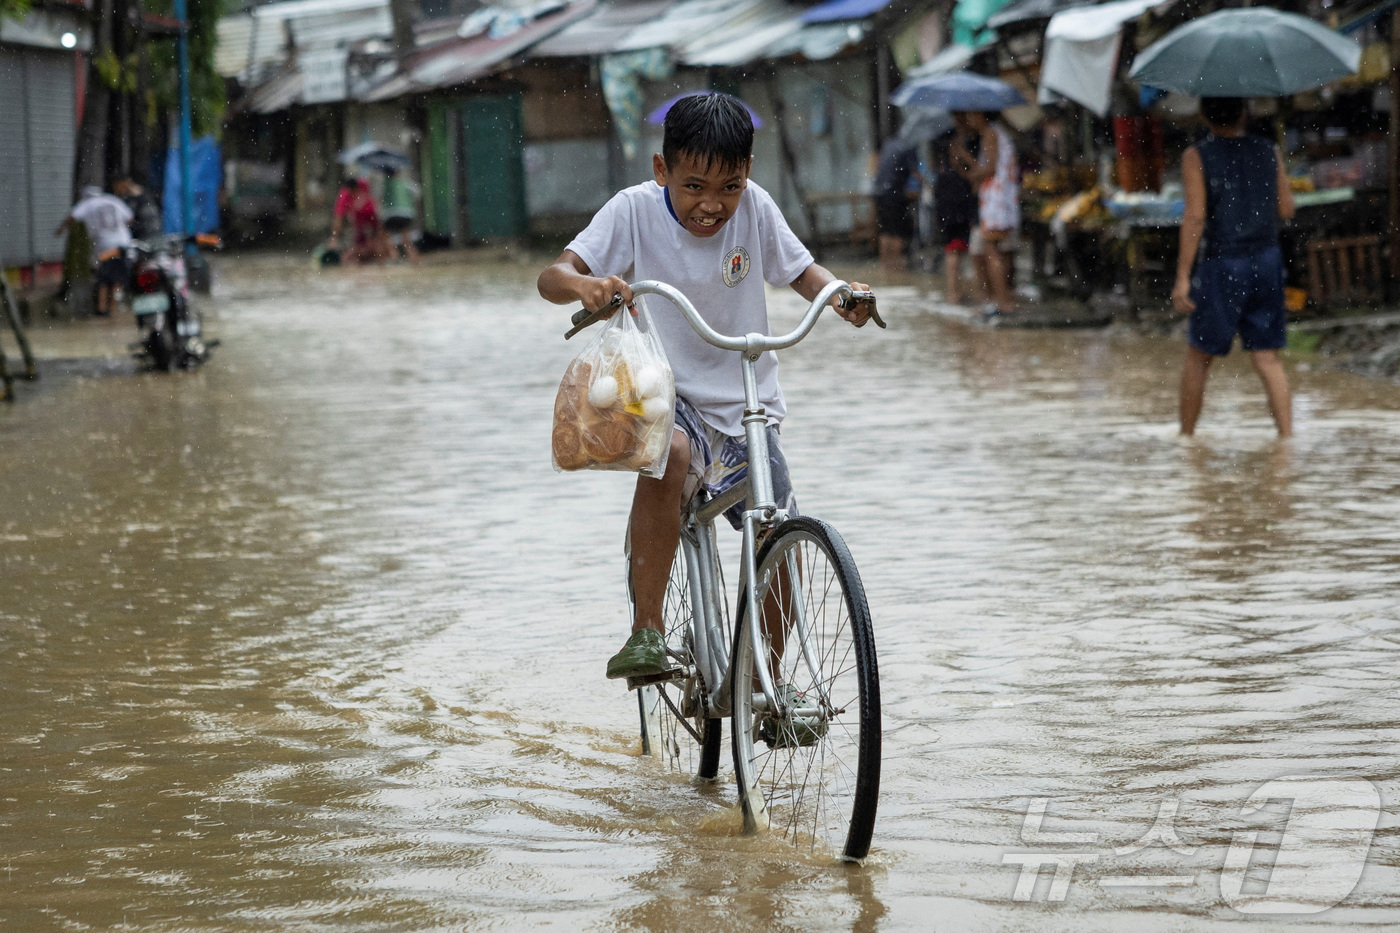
[537,93,873,688]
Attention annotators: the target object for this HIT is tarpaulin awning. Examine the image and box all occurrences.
[600,48,673,159]
[951,0,1014,47]
[799,0,894,24]
[1038,0,1173,116]
[903,40,984,79]
[986,0,1096,31]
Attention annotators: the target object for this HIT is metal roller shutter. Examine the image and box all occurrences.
[0,45,76,267]
[0,46,33,266]
[24,49,75,263]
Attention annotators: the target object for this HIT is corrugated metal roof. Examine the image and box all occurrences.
[597,0,865,63]
[216,0,391,81]
[361,0,596,99]
[532,0,675,57]
[245,67,306,113]
[761,20,865,60]
[215,15,254,77]
[252,0,387,21]
[678,0,802,66]
[615,0,762,51]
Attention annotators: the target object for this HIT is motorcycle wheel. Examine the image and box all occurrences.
[146,313,176,371]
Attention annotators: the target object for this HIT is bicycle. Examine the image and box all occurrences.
[568,279,883,861]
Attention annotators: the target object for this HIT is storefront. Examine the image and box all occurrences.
[0,2,90,276]
[1003,0,1398,316]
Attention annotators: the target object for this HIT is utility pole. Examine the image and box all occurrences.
[174,0,193,235]
[1389,8,1399,280]
[390,0,416,58]
[73,0,114,195]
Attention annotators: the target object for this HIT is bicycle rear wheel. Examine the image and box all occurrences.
[730,516,880,860]
[632,534,721,779]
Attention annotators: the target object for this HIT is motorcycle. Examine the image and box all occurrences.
[125,233,220,370]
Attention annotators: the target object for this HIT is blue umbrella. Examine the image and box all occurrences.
[646,92,765,128]
[1129,8,1361,97]
[897,107,953,144]
[891,72,1025,111]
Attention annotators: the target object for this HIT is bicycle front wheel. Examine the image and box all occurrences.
[730,516,881,860]
[633,535,722,780]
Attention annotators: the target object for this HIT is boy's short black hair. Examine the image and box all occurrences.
[662,93,754,173]
[1200,97,1245,128]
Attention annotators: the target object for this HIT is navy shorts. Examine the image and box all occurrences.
[97,255,129,287]
[1188,246,1286,356]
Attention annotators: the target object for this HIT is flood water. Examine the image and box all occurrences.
[3,254,1399,931]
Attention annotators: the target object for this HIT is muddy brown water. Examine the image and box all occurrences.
[3,255,1399,931]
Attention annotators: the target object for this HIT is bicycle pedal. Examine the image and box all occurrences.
[626,668,682,691]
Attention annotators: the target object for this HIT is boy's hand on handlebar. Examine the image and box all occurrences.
[835,282,873,326]
[581,276,635,317]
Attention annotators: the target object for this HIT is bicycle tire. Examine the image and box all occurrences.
[632,534,722,780]
[730,516,880,860]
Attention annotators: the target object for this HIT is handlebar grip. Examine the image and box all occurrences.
[840,291,886,329]
[564,293,624,340]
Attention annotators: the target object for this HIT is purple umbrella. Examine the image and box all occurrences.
[646,91,765,128]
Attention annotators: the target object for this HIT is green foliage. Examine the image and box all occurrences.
[0,0,33,22]
[94,50,141,93]
[1286,329,1321,356]
[146,0,226,137]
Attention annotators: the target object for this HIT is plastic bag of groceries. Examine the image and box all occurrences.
[552,300,675,478]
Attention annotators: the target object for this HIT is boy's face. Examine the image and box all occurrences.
[653,151,751,239]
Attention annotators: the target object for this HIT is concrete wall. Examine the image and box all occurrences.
[742,57,877,239]
[342,102,416,154]
[618,56,876,240]
[514,60,617,235]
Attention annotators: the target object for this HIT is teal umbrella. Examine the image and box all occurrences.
[1129,7,1361,97]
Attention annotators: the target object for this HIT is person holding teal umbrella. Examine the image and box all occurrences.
[1172,97,1295,438]
[1137,7,1361,438]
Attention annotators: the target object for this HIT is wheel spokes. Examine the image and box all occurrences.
[744,533,863,853]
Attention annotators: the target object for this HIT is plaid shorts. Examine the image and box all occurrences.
[673,396,797,531]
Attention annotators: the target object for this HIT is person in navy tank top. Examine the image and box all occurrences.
[1172,97,1296,438]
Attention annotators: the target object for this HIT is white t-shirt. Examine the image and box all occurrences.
[70,194,134,253]
[567,180,813,437]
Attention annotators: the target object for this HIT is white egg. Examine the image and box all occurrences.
[634,365,665,400]
[588,375,620,408]
[639,395,669,422]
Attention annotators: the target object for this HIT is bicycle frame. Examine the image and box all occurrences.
[631,279,855,721]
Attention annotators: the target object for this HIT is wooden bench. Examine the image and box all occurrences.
[1307,235,1384,309]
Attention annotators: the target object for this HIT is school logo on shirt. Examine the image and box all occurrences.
[722,247,750,287]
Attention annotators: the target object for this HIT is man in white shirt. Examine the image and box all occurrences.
[538,93,874,686]
[58,186,135,316]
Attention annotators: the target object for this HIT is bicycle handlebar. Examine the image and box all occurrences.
[565,280,883,350]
